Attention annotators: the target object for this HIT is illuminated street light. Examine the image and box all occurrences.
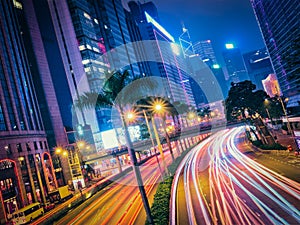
[151,100,175,162]
[55,147,62,154]
[119,107,154,224]
[77,141,85,149]
[141,109,164,179]
[154,104,162,112]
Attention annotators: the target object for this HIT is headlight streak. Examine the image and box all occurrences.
[225,151,300,221]
[172,127,300,225]
[191,145,213,225]
[226,129,300,218]
[171,135,213,225]
[227,129,300,200]
[223,127,300,224]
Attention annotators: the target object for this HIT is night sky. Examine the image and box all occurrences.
[124,0,266,65]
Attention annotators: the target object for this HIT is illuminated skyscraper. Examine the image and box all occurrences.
[243,48,274,90]
[67,0,141,132]
[194,40,217,67]
[0,1,57,222]
[222,43,249,85]
[128,1,196,106]
[250,0,300,111]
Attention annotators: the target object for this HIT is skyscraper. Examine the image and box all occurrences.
[194,40,217,67]
[193,39,228,98]
[0,1,57,222]
[128,1,196,106]
[66,0,141,132]
[250,0,300,111]
[243,48,274,90]
[222,43,249,85]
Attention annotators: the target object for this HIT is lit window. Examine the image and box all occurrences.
[93,47,100,53]
[104,25,108,29]
[86,44,92,50]
[94,19,99,24]
[79,45,86,51]
[82,59,90,65]
[85,67,91,72]
[13,0,22,9]
[83,12,91,20]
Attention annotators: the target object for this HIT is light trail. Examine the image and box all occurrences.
[172,126,300,225]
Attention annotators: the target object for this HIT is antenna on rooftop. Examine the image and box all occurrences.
[179,22,195,58]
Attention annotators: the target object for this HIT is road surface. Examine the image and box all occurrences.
[171,126,300,225]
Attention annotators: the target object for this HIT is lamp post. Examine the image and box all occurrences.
[277,96,299,152]
[142,110,164,179]
[152,102,175,162]
[54,147,67,186]
[151,116,169,174]
[121,108,154,224]
[278,97,293,134]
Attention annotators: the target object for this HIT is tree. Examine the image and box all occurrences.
[197,106,211,118]
[134,96,177,162]
[76,70,155,224]
[225,80,275,145]
[172,101,191,128]
[225,80,269,121]
[263,96,284,120]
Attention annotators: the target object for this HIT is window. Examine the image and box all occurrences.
[17,143,22,152]
[34,141,38,150]
[44,141,48,149]
[83,12,91,20]
[26,143,31,151]
[79,45,86,51]
[5,144,12,155]
[40,141,43,150]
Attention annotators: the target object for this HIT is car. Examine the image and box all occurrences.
[43,202,55,212]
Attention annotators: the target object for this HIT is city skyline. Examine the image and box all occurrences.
[123,0,266,64]
[1,0,299,224]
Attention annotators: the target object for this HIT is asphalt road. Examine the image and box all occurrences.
[171,127,300,225]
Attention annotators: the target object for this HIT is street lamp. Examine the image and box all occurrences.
[277,96,299,152]
[152,101,175,162]
[54,147,67,186]
[141,110,164,179]
[120,107,154,224]
[126,109,164,178]
[277,97,293,134]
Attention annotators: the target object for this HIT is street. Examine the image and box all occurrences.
[171,127,300,225]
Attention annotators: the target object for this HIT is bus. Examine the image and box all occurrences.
[11,202,44,224]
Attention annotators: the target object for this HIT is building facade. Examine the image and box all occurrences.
[250,0,300,111]
[128,1,196,106]
[222,43,249,85]
[194,40,218,68]
[0,1,57,222]
[243,48,274,91]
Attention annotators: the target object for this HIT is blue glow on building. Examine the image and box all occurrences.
[145,11,175,42]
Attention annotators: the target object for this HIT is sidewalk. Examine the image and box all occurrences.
[251,128,300,169]
[271,128,298,151]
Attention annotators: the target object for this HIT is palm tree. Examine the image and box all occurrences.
[134,96,184,161]
[76,70,155,224]
[172,101,192,128]
[133,97,171,173]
